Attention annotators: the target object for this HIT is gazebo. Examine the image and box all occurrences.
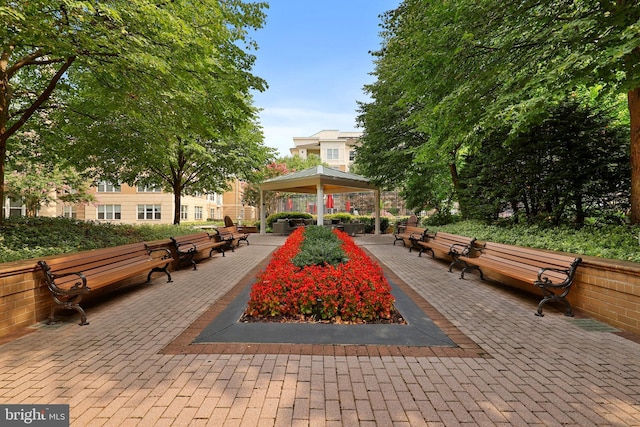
[259,166,381,235]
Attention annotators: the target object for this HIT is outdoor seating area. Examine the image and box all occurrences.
[415,231,477,268]
[3,233,639,426]
[393,225,428,249]
[5,2,640,424]
[213,227,249,250]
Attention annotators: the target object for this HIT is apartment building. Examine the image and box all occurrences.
[3,179,256,225]
[290,130,362,172]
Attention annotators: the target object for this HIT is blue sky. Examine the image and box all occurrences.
[250,0,401,157]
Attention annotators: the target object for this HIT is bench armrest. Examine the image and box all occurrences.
[409,231,426,242]
[38,261,90,295]
[449,243,468,256]
[465,243,485,257]
[535,267,572,289]
[176,242,197,253]
[148,247,173,260]
[535,257,581,289]
[451,238,477,257]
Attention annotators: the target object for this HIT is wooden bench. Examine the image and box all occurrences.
[393,225,428,249]
[457,241,582,317]
[214,225,250,250]
[170,232,227,270]
[414,231,477,271]
[38,242,173,326]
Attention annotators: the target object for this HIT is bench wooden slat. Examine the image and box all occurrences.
[38,242,174,326]
[458,241,582,316]
[42,243,150,272]
[52,258,169,290]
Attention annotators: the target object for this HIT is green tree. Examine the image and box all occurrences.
[358,0,640,221]
[0,0,268,222]
[458,98,630,225]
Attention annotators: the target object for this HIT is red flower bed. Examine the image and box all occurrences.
[245,227,396,323]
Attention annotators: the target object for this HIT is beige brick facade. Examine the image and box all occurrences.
[5,179,257,225]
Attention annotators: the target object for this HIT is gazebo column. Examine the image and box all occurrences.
[374,189,381,235]
[259,189,266,235]
[316,185,324,226]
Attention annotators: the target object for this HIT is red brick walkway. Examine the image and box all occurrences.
[1,234,639,426]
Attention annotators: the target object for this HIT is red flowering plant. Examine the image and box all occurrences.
[245,226,397,323]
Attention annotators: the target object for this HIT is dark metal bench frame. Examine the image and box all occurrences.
[170,232,226,270]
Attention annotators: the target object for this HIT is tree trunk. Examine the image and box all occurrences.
[449,160,462,215]
[173,184,182,225]
[0,58,9,222]
[629,87,640,224]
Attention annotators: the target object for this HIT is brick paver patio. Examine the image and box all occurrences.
[1,234,639,426]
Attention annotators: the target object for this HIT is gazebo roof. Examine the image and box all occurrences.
[260,165,377,194]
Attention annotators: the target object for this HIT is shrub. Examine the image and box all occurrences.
[355,215,390,233]
[265,212,313,228]
[423,212,463,226]
[292,226,347,267]
[0,217,199,263]
[431,220,640,263]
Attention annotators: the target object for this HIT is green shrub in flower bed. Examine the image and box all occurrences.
[245,226,397,323]
[292,226,348,267]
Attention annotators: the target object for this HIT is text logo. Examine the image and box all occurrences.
[0,405,69,426]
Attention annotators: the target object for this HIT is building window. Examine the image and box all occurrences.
[97,205,121,220]
[62,206,77,219]
[137,185,162,192]
[326,148,339,160]
[210,208,215,220]
[180,205,188,220]
[138,204,161,220]
[97,181,121,192]
[194,206,203,220]
[7,198,24,217]
[349,150,356,161]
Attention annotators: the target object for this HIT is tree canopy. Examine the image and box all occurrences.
[1,0,270,222]
[357,0,640,222]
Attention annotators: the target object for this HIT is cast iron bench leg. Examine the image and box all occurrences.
[147,265,173,283]
[48,294,89,326]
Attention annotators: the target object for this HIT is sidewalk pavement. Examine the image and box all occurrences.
[1,234,639,426]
